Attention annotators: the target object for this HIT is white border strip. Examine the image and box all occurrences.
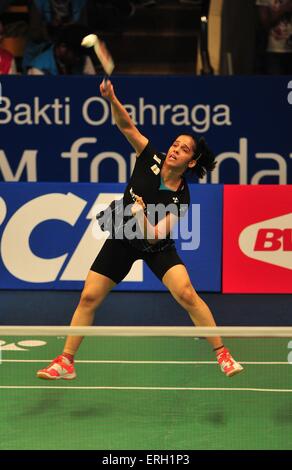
[0,386,292,393]
[0,359,290,365]
[1,326,292,337]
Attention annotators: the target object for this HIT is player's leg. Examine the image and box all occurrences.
[36,270,115,380]
[37,238,137,380]
[62,270,116,357]
[162,264,223,348]
[162,264,243,377]
[145,251,243,377]
[146,251,223,349]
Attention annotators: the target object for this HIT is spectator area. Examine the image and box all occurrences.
[0,0,202,74]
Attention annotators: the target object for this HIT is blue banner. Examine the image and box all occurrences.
[0,183,222,291]
[0,76,291,184]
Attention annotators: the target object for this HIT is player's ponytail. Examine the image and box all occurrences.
[192,137,217,179]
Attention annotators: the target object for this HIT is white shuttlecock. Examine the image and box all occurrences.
[81,34,98,48]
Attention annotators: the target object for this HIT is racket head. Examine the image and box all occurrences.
[94,36,115,76]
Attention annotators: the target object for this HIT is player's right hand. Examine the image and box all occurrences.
[100,79,115,101]
[131,196,146,216]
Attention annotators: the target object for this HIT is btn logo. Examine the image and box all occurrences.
[223,186,292,293]
[239,213,292,270]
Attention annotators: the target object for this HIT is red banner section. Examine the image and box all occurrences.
[223,185,292,293]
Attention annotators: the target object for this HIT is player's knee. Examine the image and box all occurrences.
[79,289,100,308]
[175,284,198,309]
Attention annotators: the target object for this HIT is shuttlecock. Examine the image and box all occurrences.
[81,34,98,48]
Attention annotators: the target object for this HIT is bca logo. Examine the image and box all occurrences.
[0,192,143,284]
[239,213,292,270]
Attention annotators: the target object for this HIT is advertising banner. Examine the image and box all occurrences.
[0,183,223,291]
[0,76,291,184]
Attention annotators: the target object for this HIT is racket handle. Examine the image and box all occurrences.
[103,74,110,87]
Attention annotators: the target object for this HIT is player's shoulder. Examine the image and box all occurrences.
[179,180,190,213]
[178,187,190,217]
[137,141,166,164]
[179,178,190,201]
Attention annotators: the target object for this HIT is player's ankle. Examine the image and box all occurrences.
[62,352,75,363]
[213,345,225,355]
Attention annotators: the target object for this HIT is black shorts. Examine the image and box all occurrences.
[90,238,184,284]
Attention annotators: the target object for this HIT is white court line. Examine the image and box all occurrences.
[0,386,292,393]
[0,359,290,365]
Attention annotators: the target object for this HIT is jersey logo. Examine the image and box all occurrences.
[151,164,160,175]
[173,197,179,203]
[153,155,161,164]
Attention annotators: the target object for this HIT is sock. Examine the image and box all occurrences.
[62,352,74,363]
[213,345,225,355]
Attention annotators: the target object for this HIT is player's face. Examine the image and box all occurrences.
[166,135,196,171]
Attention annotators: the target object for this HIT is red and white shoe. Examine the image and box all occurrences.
[216,348,243,377]
[37,355,76,380]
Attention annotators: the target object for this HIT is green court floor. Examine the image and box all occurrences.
[0,336,292,450]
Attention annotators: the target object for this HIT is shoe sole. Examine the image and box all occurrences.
[36,372,77,380]
[226,367,244,377]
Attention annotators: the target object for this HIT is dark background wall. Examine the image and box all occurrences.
[1,291,291,326]
[220,0,257,74]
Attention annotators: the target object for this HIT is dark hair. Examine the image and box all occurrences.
[174,133,217,179]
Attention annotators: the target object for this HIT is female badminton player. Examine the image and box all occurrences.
[37,79,243,380]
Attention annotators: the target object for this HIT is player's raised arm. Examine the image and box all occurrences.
[100,79,148,156]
